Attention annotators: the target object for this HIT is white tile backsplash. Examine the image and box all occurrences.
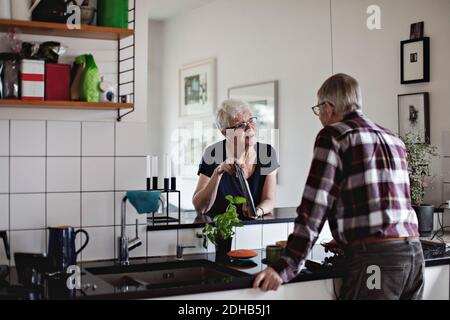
[10,157,45,193]
[0,157,8,193]
[177,228,206,254]
[10,121,46,156]
[115,225,147,258]
[114,192,147,226]
[47,121,81,156]
[80,226,115,262]
[82,122,114,156]
[10,194,45,230]
[0,120,9,156]
[235,224,263,250]
[115,157,146,190]
[82,192,114,227]
[10,230,46,265]
[262,223,288,248]
[47,158,81,192]
[116,122,147,156]
[82,157,114,191]
[0,194,8,230]
[47,193,81,227]
[147,230,177,257]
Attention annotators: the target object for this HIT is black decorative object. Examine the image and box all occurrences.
[163,178,170,191]
[171,177,177,191]
[410,22,424,40]
[146,177,151,191]
[401,37,430,84]
[152,177,158,190]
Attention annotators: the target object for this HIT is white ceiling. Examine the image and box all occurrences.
[146,0,216,20]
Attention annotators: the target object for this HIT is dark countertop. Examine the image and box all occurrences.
[1,242,449,300]
[147,207,298,231]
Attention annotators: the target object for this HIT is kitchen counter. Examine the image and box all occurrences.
[1,241,449,300]
[147,207,298,231]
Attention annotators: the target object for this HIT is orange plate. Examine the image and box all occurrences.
[227,249,258,259]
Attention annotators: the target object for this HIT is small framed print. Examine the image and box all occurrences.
[398,92,430,144]
[401,37,430,84]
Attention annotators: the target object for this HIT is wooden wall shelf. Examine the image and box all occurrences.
[0,19,134,40]
[0,100,134,111]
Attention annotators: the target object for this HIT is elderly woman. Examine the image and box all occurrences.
[192,99,279,219]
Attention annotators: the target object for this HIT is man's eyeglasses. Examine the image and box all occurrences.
[226,117,258,130]
[311,102,328,116]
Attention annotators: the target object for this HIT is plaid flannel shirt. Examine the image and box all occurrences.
[272,111,419,282]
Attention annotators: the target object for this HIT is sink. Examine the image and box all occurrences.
[84,259,252,291]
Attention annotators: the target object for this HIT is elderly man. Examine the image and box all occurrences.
[253,73,424,300]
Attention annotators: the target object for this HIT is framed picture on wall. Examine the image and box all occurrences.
[228,80,280,181]
[398,92,430,143]
[179,58,216,117]
[401,37,430,84]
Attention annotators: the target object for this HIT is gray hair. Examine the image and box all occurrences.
[215,99,252,131]
[317,73,362,114]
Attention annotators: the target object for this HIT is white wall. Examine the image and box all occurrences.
[153,0,450,220]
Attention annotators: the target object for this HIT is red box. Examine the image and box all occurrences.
[45,63,71,101]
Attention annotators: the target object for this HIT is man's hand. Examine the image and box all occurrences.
[252,267,283,291]
[321,239,344,255]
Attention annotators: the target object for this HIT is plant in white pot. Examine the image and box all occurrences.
[401,131,439,236]
[200,195,244,262]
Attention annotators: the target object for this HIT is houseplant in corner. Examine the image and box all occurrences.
[401,131,439,236]
[201,195,245,262]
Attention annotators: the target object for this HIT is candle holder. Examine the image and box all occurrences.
[152,177,158,190]
[146,177,151,191]
[171,177,177,191]
[163,178,170,191]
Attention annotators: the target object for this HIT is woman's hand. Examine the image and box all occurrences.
[215,160,243,177]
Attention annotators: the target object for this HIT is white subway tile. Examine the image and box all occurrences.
[82,122,114,156]
[116,122,147,156]
[47,193,81,227]
[80,226,114,262]
[235,224,263,250]
[178,228,207,254]
[10,194,45,230]
[115,225,147,259]
[47,121,81,156]
[0,157,8,193]
[82,157,114,191]
[47,158,81,192]
[0,194,8,230]
[114,192,147,226]
[10,121,45,156]
[82,192,114,227]
[10,230,46,265]
[115,157,146,190]
[0,120,9,156]
[147,230,177,257]
[10,158,45,193]
[262,223,288,248]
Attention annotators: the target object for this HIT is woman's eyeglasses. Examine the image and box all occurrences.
[226,117,258,130]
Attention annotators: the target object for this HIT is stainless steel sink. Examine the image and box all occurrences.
[84,259,251,291]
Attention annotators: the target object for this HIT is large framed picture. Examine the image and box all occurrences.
[401,37,430,84]
[228,80,279,145]
[228,80,280,181]
[398,92,430,143]
[179,58,216,117]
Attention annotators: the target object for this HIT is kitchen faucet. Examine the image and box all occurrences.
[118,196,143,266]
[176,245,195,260]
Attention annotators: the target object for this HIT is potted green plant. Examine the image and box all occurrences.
[200,195,245,261]
[401,131,439,236]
